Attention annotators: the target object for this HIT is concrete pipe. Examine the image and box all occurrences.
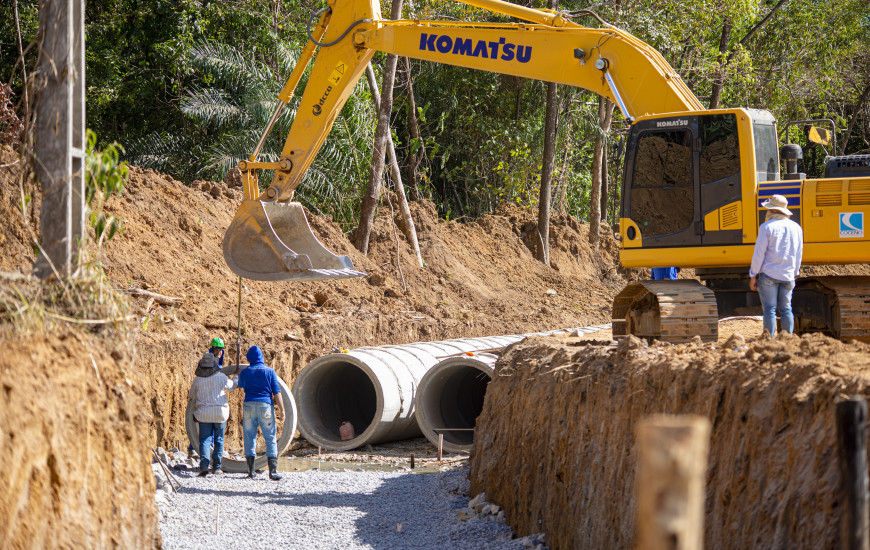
[415,353,498,453]
[292,325,611,451]
[185,364,297,474]
[414,323,612,452]
[293,336,523,451]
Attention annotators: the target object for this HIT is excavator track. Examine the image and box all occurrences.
[612,280,719,343]
[793,276,870,342]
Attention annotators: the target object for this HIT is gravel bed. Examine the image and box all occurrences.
[158,464,542,550]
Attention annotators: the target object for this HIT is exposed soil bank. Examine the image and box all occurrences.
[469,332,870,549]
[101,166,632,449]
[0,330,159,549]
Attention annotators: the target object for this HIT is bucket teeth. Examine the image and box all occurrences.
[223,200,366,282]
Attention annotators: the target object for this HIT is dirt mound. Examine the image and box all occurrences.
[90,165,630,448]
[469,332,870,549]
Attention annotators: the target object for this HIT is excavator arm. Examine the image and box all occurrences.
[223,0,703,281]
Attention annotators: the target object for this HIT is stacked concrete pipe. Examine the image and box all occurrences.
[185,364,297,474]
[293,324,611,451]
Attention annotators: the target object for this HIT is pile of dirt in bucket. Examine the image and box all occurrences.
[469,331,870,549]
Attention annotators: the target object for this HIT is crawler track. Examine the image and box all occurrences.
[794,276,870,342]
[612,280,719,343]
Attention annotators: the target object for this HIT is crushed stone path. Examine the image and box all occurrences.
[159,465,533,550]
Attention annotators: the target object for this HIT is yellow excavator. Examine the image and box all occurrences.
[223,0,870,342]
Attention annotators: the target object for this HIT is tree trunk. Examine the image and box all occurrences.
[709,0,790,108]
[709,18,732,110]
[553,135,571,216]
[535,0,559,265]
[600,143,608,222]
[364,64,424,268]
[537,80,558,265]
[355,0,403,255]
[589,97,615,247]
[403,57,421,201]
[840,83,870,155]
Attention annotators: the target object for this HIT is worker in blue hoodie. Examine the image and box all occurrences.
[237,345,284,480]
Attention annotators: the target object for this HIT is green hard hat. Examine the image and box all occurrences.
[210,337,225,349]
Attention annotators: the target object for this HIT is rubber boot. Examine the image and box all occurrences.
[246,456,256,478]
[268,457,282,481]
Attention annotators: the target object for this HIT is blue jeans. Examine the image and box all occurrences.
[198,422,225,471]
[243,402,278,458]
[756,273,796,336]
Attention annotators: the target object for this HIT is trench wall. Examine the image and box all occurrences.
[468,333,870,550]
[0,331,159,549]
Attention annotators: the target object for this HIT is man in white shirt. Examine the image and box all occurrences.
[188,353,238,475]
[749,194,803,336]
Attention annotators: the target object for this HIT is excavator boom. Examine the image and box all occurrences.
[222,0,703,282]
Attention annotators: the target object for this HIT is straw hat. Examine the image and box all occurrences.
[761,194,792,216]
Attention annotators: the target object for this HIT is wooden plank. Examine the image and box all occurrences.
[637,415,711,550]
[837,398,870,550]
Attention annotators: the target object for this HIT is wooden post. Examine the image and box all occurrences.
[437,433,444,461]
[837,397,870,550]
[637,415,711,550]
[34,0,85,279]
[410,453,415,469]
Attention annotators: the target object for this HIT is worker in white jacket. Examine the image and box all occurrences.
[188,352,237,476]
[749,194,803,336]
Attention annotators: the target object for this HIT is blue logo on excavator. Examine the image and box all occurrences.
[840,212,864,238]
[419,33,532,63]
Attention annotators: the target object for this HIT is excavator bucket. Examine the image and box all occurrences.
[223,199,366,282]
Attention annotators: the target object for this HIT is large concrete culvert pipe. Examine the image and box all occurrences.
[293,336,525,451]
[293,325,611,451]
[415,353,497,453]
[185,364,297,474]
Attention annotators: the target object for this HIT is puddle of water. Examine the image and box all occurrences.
[277,457,449,474]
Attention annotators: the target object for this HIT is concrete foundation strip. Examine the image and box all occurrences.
[185,364,297,474]
[293,324,611,451]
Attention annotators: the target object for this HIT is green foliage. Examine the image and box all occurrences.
[85,129,128,244]
[128,38,376,227]
[4,0,869,229]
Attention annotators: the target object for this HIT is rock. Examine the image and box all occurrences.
[224,167,243,188]
[385,288,403,298]
[483,503,500,516]
[209,185,222,199]
[723,332,745,350]
[617,335,645,354]
[368,273,387,287]
[456,508,477,522]
[313,292,329,307]
[546,289,557,297]
[468,492,486,510]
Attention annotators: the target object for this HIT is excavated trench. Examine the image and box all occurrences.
[469,333,870,550]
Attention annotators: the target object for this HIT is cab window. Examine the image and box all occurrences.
[630,130,693,237]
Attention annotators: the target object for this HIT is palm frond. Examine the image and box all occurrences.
[181,88,249,129]
[189,41,274,92]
